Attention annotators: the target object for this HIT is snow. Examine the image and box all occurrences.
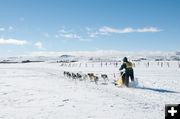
[0,61,180,119]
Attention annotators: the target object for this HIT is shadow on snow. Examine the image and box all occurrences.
[134,86,179,93]
[129,78,179,93]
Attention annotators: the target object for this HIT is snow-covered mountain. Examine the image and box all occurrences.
[1,51,180,63]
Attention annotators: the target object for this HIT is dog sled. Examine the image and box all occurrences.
[114,72,138,87]
[114,72,125,86]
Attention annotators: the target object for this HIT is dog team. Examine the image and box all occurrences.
[63,71,108,85]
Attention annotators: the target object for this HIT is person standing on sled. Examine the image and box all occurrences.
[119,57,134,87]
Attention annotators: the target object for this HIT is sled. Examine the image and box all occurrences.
[114,72,124,86]
[114,71,138,87]
[114,76,123,86]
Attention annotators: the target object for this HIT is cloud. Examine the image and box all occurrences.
[87,26,162,37]
[88,32,99,38]
[0,38,27,45]
[55,35,59,38]
[60,33,80,39]
[9,26,13,31]
[59,29,68,33]
[78,38,91,41]
[58,28,74,34]
[99,26,162,34]
[0,27,5,31]
[19,17,24,22]
[56,26,161,40]
[44,33,50,38]
[86,27,94,31]
[99,27,134,33]
[35,42,44,49]
[136,27,162,32]
[57,33,90,41]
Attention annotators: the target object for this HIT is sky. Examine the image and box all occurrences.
[0,0,180,57]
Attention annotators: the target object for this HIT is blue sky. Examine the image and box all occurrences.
[0,0,180,57]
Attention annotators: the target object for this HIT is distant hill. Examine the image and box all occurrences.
[60,55,73,58]
[176,51,180,55]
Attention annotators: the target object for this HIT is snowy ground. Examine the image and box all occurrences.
[0,61,180,119]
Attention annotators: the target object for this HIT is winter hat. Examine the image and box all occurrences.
[123,57,128,62]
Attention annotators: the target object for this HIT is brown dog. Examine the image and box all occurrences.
[93,76,99,85]
[88,73,94,81]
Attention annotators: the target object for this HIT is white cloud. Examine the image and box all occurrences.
[44,33,50,38]
[58,28,74,34]
[88,32,99,38]
[35,42,44,49]
[99,26,120,33]
[19,17,24,22]
[60,33,80,39]
[120,28,134,33]
[57,26,161,41]
[59,29,68,33]
[99,26,162,34]
[78,38,91,41]
[0,27,5,31]
[9,26,13,31]
[0,38,27,45]
[55,35,59,38]
[58,33,90,41]
[136,27,162,32]
[86,27,94,31]
[89,34,95,38]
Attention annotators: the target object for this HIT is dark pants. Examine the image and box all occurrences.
[123,72,134,87]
